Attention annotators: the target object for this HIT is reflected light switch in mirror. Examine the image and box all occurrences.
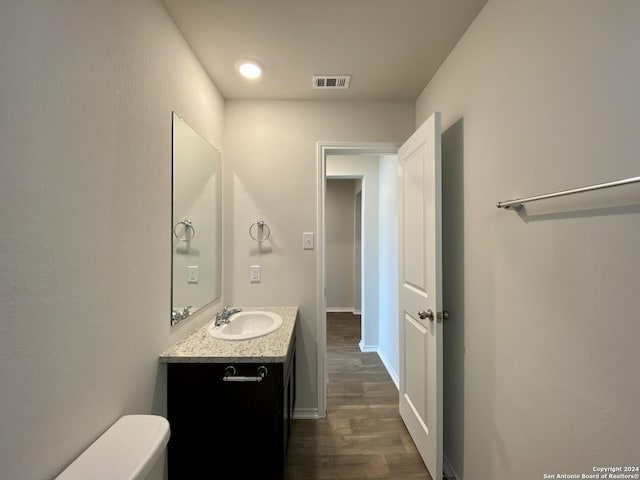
[187,266,199,283]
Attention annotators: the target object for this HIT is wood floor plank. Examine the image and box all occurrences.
[285,313,433,479]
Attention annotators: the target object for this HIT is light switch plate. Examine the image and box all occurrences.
[187,266,199,283]
[303,232,314,250]
[250,265,261,283]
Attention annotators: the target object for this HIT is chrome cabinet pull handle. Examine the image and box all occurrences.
[223,366,268,383]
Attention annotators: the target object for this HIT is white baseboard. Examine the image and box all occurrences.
[353,309,361,315]
[292,408,320,420]
[326,307,355,313]
[376,348,399,390]
[443,455,459,480]
[358,340,377,353]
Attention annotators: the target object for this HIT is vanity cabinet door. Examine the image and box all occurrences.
[168,362,284,479]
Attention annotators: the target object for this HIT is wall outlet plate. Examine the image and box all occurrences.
[250,265,261,283]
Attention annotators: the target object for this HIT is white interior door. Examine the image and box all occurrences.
[398,112,443,480]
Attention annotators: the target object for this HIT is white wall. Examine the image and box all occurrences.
[416,1,640,478]
[377,155,399,385]
[0,1,225,478]
[223,101,415,413]
[325,179,356,311]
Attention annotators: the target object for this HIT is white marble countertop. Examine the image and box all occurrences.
[159,307,298,363]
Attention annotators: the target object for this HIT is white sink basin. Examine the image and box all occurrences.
[208,311,283,341]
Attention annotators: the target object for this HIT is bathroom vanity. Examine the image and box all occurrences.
[160,307,297,479]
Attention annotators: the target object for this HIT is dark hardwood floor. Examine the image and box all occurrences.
[286,312,433,479]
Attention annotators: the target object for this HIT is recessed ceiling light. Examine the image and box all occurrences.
[235,59,263,79]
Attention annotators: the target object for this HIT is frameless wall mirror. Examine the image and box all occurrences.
[171,112,222,325]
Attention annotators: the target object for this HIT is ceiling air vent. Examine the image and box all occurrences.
[313,75,351,89]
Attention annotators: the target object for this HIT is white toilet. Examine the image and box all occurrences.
[56,415,170,480]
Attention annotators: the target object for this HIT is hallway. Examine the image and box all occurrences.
[286,312,432,479]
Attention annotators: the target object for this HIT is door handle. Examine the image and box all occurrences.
[418,309,450,321]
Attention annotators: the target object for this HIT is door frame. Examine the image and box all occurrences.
[316,141,399,416]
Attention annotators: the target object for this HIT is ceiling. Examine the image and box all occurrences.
[161,0,487,101]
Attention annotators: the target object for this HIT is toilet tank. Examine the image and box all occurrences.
[56,415,170,480]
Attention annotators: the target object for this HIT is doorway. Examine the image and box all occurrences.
[325,178,361,318]
[316,142,399,416]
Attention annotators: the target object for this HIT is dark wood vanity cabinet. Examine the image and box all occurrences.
[167,336,296,480]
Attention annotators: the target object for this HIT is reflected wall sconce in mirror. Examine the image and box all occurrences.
[173,219,196,242]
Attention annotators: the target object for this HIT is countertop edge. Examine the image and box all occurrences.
[160,355,288,364]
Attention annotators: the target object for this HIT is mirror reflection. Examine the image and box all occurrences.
[171,112,222,325]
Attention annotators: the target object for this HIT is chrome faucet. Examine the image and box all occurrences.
[215,306,242,326]
[171,305,192,325]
